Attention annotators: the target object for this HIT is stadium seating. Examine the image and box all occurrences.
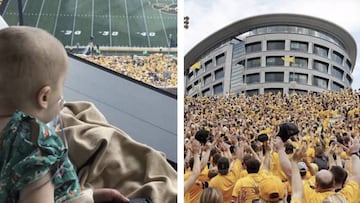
[78,53,177,88]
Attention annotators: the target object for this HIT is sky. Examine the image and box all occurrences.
[184,0,360,89]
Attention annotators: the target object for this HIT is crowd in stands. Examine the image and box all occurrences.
[184,89,360,203]
[78,53,177,88]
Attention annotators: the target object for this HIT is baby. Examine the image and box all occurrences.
[0,26,128,203]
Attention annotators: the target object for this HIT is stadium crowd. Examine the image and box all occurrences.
[78,53,177,88]
[184,89,360,203]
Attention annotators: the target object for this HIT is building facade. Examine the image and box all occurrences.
[185,14,357,97]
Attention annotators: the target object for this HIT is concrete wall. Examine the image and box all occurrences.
[64,55,177,163]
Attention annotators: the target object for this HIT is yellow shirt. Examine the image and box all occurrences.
[232,170,269,203]
[209,159,242,203]
[303,180,359,203]
[184,168,209,203]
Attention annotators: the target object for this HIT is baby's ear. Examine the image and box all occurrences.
[37,85,51,109]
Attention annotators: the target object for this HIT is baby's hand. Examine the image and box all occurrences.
[93,188,129,203]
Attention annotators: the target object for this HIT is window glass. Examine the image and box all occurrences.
[247,57,261,68]
[313,44,329,58]
[289,73,308,84]
[291,57,308,68]
[264,88,283,94]
[332,82,343,91]
[332,51,343,65]
[245,42,261,53]
[215,68,224,80]
[205,60,213,71]
[216,53,226,66]
[267,40,285,50]
[246,89,259,96]
[313,60,328,73]
[204,74,212,85]
[266,56,284,66]
[290,41,308,52]
[213,83,223,95]
[312,76,328,89]
[245,73,260,84]
[331,66,343,80]
[265,72,284,82]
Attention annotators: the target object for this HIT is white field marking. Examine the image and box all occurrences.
[35,0,45,27]
[140,0,151,47]
[108,0,112,46]
[52,0,62,35]
[156,0,169,47]
[124,0,132,46]
[70,0,78,46]
[91,0,94,37]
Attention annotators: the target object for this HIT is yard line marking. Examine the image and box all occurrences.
[52,0,62,35]
[108,0,112,46]
[140,0,151,47]
[91,0,94,37]
[70,0,78,46]
[124,0,132,46]
[156,0,169,47]
[35,0,45,28]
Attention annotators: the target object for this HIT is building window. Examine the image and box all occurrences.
[332,82,343,91]
[331,66,343,80]
[186,85,192,92]
[213,83,223,95]
[245,73,260,84]
[188,71,194,81]
[216,53,226,66]
[215,68,224,80]
[312,76,328,89]
[265,72,284,82]
[246,89,259,96]
[247,57,261,68]
[313,60,328,73]
[291,57,308,68]
[245,42,261,53]
[267,40,285,50]
[289,73,308,85]
[202,88,211,96]
[205,60,213,71]
[290,41,308,52]
[345,74,352,87]
[289,89,308,95]
[204,74,212,85]
[313,44,329,58]
[345,60,351,73]
[332,51,343,65]
[266,56,284,66]
[264,88,283,94]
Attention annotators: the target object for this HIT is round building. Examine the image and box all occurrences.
[185,14,357,97]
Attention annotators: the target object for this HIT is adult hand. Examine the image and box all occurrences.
[348,137,360,154]
[273,136,285,151]
[93,188,129,203]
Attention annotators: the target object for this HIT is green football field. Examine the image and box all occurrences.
[1,0,177,48]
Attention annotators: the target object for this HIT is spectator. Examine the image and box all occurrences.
[198,187,223,203]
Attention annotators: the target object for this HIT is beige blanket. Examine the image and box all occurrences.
[58,101,177,203]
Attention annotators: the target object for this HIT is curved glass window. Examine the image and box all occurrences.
[216,53,226,66]
[332,51,343,65]
[291,57,308,68]
[213,83,223,95]
[313,60,328,73]
[345,75,352,87]
[245,73,260,84]
[204,74,212,85]
[313,44,329,58]
[205,60,213,71]
[246,89,259,96]
[267,40,285,50]
[264,88,283,94]
[265,72,284,82]
[202,88,211,96]
[331,66,343,80]
[312,76,328,89]
[289,73,308,84]
[247,26,344,49]
[247,57,261,68]
[266,56,284,66]
[245,42,261,53]
[289,89,308,95]
[215,68,224,80]
[345,60,351,73]
[332,82,343,91]
[290,41,308,52]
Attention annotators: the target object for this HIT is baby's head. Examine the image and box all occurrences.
[0,26,67,123]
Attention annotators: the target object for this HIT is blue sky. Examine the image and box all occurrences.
[184,0,360,89]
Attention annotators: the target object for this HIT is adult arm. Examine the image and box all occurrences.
[273,136,292,180]
[184,140,201,192]
[19,173,55,203]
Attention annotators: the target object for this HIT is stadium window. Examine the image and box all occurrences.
[345,74,352,87]
[216,53,226,66]
[246,89,259,96]
[290,41,308,52]
[247,57,261,68]
[245,73,260,84]
[245,42,261,53]
[331,66,343,80]
[267,40,285,50]
[332,51,343,65]
[289,73,308,85]
[264,88,283,94]
[313,44,329,58]
[289,89,308,95]
[213,83,223,95]
[186,85,192,92]
[204,74,213,85]
[312,76,328,89]
[313,60,329,73]
[344,59,351,73]
[291,57,308,68]
[332,82,343,91]
[205,60,213,71]
[215,68,224,80]
[265,72,284,82]
[202,88,211,96]
[188,71,194,81]
[266,56,284,66]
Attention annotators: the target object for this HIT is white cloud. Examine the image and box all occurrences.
[184,0,360,89]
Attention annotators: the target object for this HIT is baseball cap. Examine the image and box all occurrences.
[298,162,307,171]
[259,176,286,202]
[217,157,229,175]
